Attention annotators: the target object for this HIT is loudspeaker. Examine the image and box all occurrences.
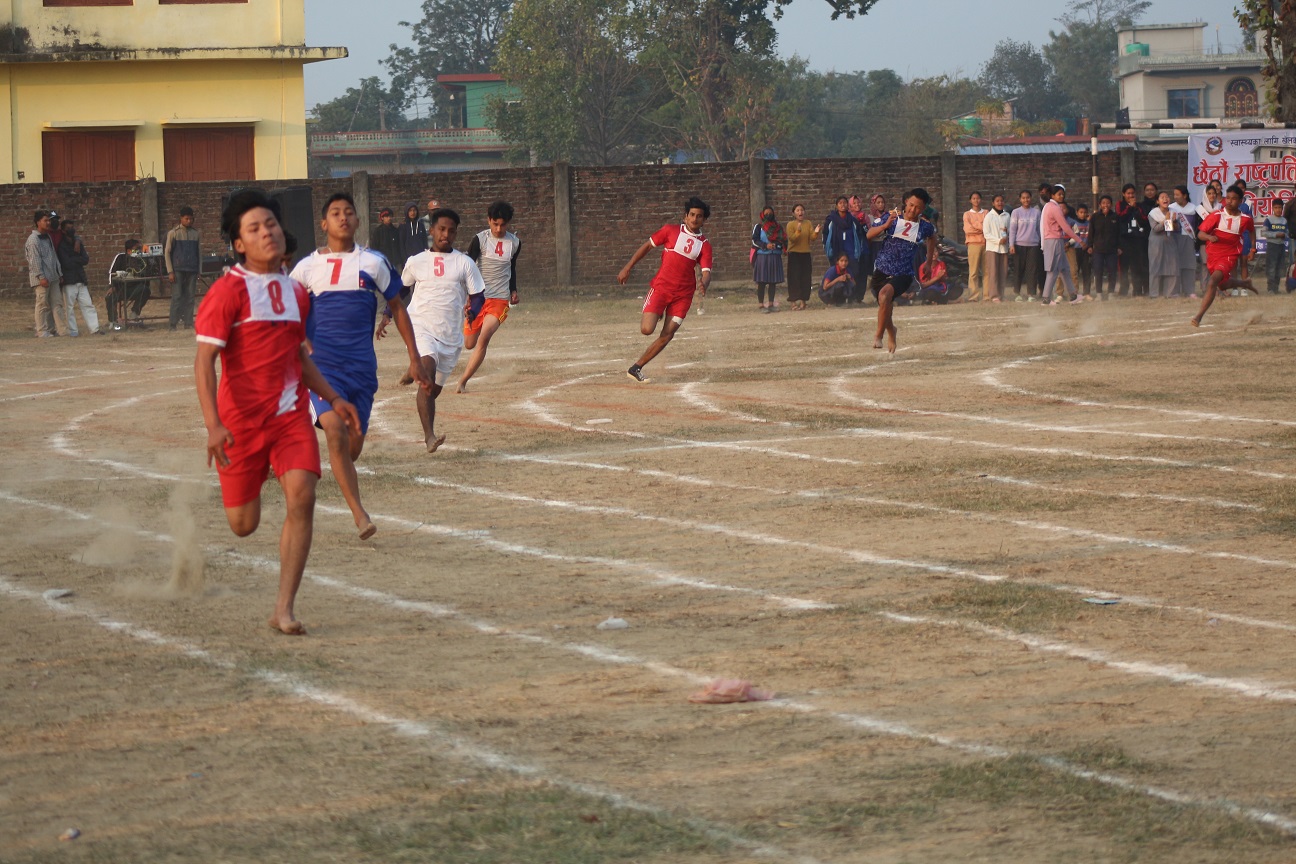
[270,186,316,271]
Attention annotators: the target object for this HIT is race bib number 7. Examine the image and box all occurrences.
[894,218,920,243]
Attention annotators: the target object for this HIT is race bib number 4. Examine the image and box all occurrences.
[894,218,921,243]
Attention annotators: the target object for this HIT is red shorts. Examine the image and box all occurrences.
[643,286,693,321]
[217,408,321,508]
[1205,254,1239,281]
[464,298,510,335]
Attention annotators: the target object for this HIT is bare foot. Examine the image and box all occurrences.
[267,615,306,636]
[398,372,414,386]
[873,335,884,349]
[455,381,468,394]
[1189,318,1200,327]
[358,520,377,540]
[426,433,447,453]
[886,324,897,354]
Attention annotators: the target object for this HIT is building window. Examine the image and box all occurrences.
[1167,89,1200,119]
[163,127,254,181]
[43,0,131,6]
[42,131,135,182]
[1225,78,1261,118]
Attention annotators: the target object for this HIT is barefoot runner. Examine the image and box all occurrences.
[195,189,361,635]
[457,200,521,393]
[617,197,712,383]
[1192,185,1256,327]
[866,188,937,353]
[402,207,485,451]
[290,192,428,540]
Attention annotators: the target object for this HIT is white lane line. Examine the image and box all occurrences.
[0,578,825,864]
[980,474,1261,512]
[979,356,1296,427]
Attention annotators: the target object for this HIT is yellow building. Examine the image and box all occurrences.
[0,0,345,183]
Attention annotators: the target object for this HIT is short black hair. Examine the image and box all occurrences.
[179,205,194,218]
[1226,184,1245,199]
[1099,194,1113,203]
[970,190,983,199]
[487,200,514,223]
[221,189,282,245]
[321,192,356,218]
[1121,183,1137,193]
[905,188,931,206]
[124,238,141,252]
[33,209,49,225]
[1038,182,1051,191]
[685,196,711,219]
[428,207,460,227]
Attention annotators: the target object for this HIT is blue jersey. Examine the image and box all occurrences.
[290,246,399,390]
[873,217,935,277]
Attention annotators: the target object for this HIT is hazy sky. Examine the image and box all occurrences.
[303,0,1238,112]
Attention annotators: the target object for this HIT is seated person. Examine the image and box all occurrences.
[916,259,965,305]
[819,253,854,306]
[105,238,150,328]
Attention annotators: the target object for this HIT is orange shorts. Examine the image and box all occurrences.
[464,298,510,335]
[216,408,320,508]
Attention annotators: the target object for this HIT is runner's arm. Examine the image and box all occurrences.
[194,342,232,468]
[509,241,521,304]
[299,346,361,436]
[384,295,432,392]
[617,240,653,285]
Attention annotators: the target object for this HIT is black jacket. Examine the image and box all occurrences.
[371,222,402,271]
[1088,211,1120,254]
[56,234,90,285]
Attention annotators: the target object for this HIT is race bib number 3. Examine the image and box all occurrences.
[894,218,920,242]
[671,232,703,260]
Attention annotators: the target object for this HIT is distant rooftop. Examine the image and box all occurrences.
[1117,21,1207,32]
[958,135,1139,156]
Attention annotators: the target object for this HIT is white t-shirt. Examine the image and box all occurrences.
[402,248,485,347]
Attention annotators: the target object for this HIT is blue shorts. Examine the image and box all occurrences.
[308,369,375,436]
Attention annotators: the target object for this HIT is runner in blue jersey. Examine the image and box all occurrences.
[865,187,938,354]
[290,192,428,539]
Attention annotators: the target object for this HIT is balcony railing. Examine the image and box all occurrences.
[310,128,506,156]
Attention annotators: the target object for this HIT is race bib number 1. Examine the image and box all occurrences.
[1221,214,1241,235]
[894,218,920,243]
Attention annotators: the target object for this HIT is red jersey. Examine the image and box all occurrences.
[195,265,312,430]
[1199,209,1253,261]
[649,224,713,296]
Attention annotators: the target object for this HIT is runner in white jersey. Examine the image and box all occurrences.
[456,200,521,393]
[290,192,427,539]
[403,207,485,452]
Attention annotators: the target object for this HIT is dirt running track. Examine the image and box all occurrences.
[4,291,1296,863]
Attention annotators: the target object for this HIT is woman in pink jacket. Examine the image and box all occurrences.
[1041,184,1085,305]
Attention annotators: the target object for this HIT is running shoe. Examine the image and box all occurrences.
[1014,295,1024,302]
[1069,295,1083,304]
[626,365,650,383]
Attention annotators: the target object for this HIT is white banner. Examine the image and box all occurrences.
[1188,131,1296,219]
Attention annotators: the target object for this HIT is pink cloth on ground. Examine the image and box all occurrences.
[688,679,775,704]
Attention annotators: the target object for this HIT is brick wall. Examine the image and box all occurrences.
[0,150,1201,298]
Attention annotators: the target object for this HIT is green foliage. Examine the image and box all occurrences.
[1046,0,1151,122]
[979,39,1073,123]
[1235,0,1296,121]
[310,77,411,133]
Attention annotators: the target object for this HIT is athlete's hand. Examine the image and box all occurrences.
[331,398,362,438]
[409,360,433,393]
[375,316,390,339]
[510,290,519,306]
[1248,250,1256,261]
[206,424,233,468]
[617,267,632,285]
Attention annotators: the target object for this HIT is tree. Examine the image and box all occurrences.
[489,0,670,164]
[310,77,410,133]
[1046,0,1150,122]
[1236,0,1296,121]
[979,39,1072,122]
[384,0,512,126]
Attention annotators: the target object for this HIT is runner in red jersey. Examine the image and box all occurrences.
[195,190,360,636]
[616,197,712,383]
[1191,185,1256,327]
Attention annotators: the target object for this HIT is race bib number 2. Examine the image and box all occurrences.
[894,218,921,243]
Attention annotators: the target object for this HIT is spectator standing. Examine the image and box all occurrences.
[962,192,986,302]
[399,202,428,302]
[55,219,100,336]
[1115,184,1150,297]
[1169,187,1201,298]
[751,207,785,312]
[1069,204,1092,298]
[1146,191,1178,298]
[25,210,63,337]
[164,205,201,330]
[370,207,402,272]
[982,194,1009,303]
[1262,206,1288,293]
[784,204,815,310]
[866,194,889,271]
[1040,184,1084,304]
[822,196,865,296]
[1089,195,1119,299]
[418,197,440,247]
[1138,182,1160,216]
[1008,190,1042,302]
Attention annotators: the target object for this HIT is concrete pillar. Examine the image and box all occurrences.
[352,171,371,246]
[141,177,159,244]
[1120,149,1137,191]
[553,163,572,290]
[940,152,958,239]
[749,156,765,226]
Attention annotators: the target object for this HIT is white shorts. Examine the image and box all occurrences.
[413,327,463,386]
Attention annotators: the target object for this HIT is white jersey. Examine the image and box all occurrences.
[402,248,485,347]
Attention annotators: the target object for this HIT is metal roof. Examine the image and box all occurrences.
[958,141,1137,155]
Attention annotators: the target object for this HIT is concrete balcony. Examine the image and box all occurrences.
[310,128,505,157]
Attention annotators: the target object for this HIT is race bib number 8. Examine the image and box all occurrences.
[894,218,920,242]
